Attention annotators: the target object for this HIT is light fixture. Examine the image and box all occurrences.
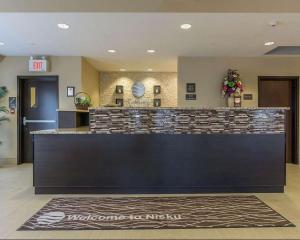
[180,24,192,30]
[120,68,126,72]
[147,68,153,72]
[57,23,70,29]
[264,41,275,46]
[0,41,5,46]
[108,49,116,53]
[268,20,278,27]
[147,49,156,53]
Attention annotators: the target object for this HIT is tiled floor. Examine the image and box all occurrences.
[1,163,300,239]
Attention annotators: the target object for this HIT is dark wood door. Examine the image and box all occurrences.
[258,77,298,164]
[19,76,58,163]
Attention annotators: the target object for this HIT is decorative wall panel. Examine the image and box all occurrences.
[99,72,177,107]
[89,107,286,134]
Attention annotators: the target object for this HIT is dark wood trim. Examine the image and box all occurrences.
[17,75,59,165]
[17,77,22,165]
[258,76,299,165]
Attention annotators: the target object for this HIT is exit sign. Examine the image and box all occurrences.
[29,59,49,72]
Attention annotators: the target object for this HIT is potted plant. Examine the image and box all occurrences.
[74,92,92,110]
[0,86,9,144]
[222,69,243,107]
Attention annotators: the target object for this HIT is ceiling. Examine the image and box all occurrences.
[0,13,300,71]
[2,0,300,13]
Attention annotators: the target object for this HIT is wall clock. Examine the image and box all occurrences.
[132,82,145,98]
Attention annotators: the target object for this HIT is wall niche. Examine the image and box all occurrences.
[99,72,177,107]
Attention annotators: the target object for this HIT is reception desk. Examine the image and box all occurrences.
[32,107,287,194]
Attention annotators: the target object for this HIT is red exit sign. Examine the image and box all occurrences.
[29,59,49,72]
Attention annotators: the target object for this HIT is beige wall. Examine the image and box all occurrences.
[81,58,100,107]
[3,55,300,159]
[178,57,300,108]
[178,56,300,161]
[99,72,177,107]
[0,56,83,159]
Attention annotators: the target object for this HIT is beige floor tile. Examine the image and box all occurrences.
[1,163,300,239]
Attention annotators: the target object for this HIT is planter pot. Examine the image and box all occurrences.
[227,96,235,107]
[75,104,89,110]
[74,92,91,111]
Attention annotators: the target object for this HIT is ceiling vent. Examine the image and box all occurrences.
[265,46,300,55]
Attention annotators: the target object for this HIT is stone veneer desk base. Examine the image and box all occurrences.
[33,133,285,194]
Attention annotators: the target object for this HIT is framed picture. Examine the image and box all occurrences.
[186,83,196,93]
[9,97,16,114]
[153,85,161,94]
[243,94,253,100]
[116,85,124,94]
[153,99,161,107]
[116,98,124,107]
[67,86,75,97]
[186,94,197,100]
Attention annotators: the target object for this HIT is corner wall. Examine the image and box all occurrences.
[81,58,100,107]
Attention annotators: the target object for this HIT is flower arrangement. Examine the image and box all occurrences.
[222,69,243,97]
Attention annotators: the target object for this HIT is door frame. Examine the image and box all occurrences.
[17,75,59,165]
[258,76,299,164]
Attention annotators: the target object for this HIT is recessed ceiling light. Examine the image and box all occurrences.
[108,49,116,53]
[147,68,153,72]
[57,23,70,29]
[147,49,156,53]
[120,68,126,72]
[180,24,192,30]
[0,41,5,46]
[264,41,275,46]
[268,20,278,27]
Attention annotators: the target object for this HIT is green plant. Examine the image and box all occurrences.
[0,86,8,144]
[0,86,8,123]
[74,92,92,110]
[75,96,91,106]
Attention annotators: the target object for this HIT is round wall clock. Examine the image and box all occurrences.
[132,82,145,98]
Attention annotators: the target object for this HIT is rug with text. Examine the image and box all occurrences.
[19,195,295,230]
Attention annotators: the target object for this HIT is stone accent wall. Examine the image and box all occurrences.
[99,72,177,107]
[89,108,286,134]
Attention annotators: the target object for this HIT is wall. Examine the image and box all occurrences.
[178,56,300,162]
[99,72,177,107]
[0,56,82,159]
[178,57,300,108]
[81,58,100,107]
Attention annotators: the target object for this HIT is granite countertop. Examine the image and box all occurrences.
[56,109,89,112]
[90,107,290,110]
[31,127,91,135]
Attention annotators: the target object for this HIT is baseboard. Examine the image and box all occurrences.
[0,158,17,165]
[35,186,284,194]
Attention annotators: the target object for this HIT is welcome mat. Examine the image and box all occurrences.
[19,196,294,230]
